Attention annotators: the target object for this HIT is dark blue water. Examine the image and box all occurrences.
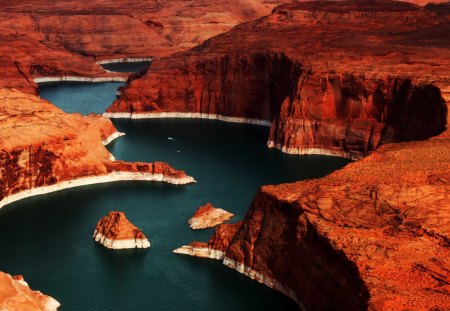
[0,81,350,310]
[100,61,151,73]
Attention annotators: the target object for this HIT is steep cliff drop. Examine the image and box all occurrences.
[94,211,150,249]
[0,0,290,94]
[188,203,234,230]
[106,0,449,159]
[175,127,450,310]
[0,88,195,210]
[0,273,60,310]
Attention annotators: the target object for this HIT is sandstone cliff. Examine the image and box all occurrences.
[175,127,450,310]
[94,211,150,249]
[0,88,194,209]
[0,0,289,94]
[108,0,450,158]
[0,273,60,310]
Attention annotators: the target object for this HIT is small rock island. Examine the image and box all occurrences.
[93,211,150,249]
[188,203,234,230]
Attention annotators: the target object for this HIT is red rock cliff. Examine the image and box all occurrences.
[179,128,450,310]
[0,272,60,310]
[0,88,194,209]
[108,0,450,158]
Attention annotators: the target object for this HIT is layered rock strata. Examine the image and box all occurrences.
[0,88,194,210]
[188,203,234,229]
[108,0,450,158]
[94,211,150,249]
[0,272,60,310]
[0,0,289,94]
[175,127,450,310]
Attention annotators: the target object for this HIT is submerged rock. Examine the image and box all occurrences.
[188,203,234,229]
[93,211,150,249]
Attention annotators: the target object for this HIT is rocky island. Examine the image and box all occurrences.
[94,211,151,249]
[188,203,234,229]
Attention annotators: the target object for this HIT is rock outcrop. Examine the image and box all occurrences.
[0,0,289,94]
[108,0,450,158]
[188,203,234,229]
[94,211,150,249]
[0,272,60,310]
[0,88,194,210]
[175,126,450,310]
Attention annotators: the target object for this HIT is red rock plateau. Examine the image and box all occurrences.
[0,0,289,94]
[0,88,194,209]
[94,211,151,249]
[109,0,450,159]
[0,272,60,310]
[188,203,234,229]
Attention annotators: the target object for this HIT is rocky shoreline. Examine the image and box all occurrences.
[102,112,272,126]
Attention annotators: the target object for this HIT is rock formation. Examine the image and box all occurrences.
[0,272,60,310]
[175,125,450,310]
[94,211,150,249]
[0,0,289,94]
[0,89,194,210]
[188,203,234,229]
[108,0,450,158]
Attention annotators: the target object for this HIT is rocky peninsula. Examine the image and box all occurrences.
[0,272,60,311]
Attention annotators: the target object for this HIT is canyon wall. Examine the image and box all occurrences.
[108,1,450,158]
[0,88,193,209]
[178,127,450,310]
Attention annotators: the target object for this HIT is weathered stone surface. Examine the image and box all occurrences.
[0,0,289,94]
[0,89,194,209]
[109,0,450,158]
[0,272,60,310]
[177,127,450,310]
[188,203,234,229]
[94,211,150,249]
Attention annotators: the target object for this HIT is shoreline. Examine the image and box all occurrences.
[102,112,273,127]
[267,140,361,160]
[0,171,195,210]
[34,76,128,84]
[93,232,150,249]
[102,131,125,146]
[96,57,153,65]
[173,245,305,310]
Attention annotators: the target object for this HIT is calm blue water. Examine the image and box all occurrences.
[39,82,124,114]
[100,61,151,73]
[0,80,350,310]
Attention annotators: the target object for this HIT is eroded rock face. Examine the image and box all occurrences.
[0,272,60,310]
[0,89,194,209]
[94,211,150,249]
[176,127,450,310]
[109,0,449,158]
[188,203,234,229]
[0,0,289,94]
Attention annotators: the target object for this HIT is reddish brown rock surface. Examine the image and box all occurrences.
[109,0,450,158]
[93,211,150,249]
[0,88,193,209]
[188,203,234,229]
[0,0,288,94]
[0,272,60,310]
[179,127,450,310]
